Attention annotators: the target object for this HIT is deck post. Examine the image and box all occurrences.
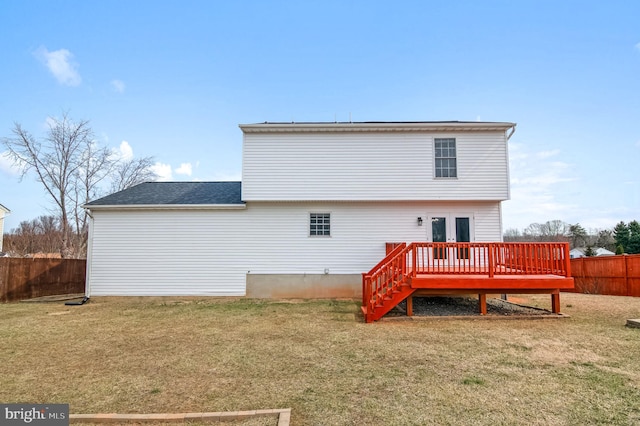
[551,291,560,314]
[478,293,487,315]
[362,273,372,312]
[406,295,413,317]
[488,244,495,278]
[564,243,572,277]
[412,244,417,277]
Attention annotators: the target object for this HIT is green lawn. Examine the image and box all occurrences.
[1,293,640,425]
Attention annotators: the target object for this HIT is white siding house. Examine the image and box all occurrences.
[85,121,516,298]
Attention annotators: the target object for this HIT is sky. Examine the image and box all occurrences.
[0,0,639,234]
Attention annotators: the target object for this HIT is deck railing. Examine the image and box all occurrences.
[412,242,571,277]
[362,243,410,314]
[362,242,571,322]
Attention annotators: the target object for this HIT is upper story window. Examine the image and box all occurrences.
[310,213,330,236]
[434,138,457,178]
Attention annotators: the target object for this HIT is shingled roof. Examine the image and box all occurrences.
[85,182,243,206]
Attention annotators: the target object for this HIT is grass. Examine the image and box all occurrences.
[1,293,640,425]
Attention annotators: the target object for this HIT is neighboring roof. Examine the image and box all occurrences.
[570,247,616,257]
[239,121,516,133]
[0,203,9,213]
[595,248,615,256]
[85,182,243,209]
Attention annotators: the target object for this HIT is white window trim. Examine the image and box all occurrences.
[433,137,458,179]
[309,212,331,237]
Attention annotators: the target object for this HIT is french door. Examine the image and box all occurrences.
[427,213,473,261]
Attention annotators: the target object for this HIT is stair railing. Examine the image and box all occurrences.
[362,243,413,319]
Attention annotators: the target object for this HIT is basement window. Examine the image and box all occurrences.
[310,213,330,236]
[435,138,457,178]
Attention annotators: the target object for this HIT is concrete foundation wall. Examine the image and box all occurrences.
[246,274,361,299]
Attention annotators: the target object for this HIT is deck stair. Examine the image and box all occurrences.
[362,242,574,323]
[361,243,416,323]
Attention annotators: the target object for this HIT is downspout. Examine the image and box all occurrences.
[0,208,9,252]
[501,124,516,301]
[82,208,94,301]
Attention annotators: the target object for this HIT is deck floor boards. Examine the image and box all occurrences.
[410,274,574,291]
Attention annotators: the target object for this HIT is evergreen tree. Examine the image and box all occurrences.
[596,229,615,252]
[613,221,630,253]
[628,220,640,254]
[568,223,588,249]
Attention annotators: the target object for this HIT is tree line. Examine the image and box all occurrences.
[504,219,640,255]
[2,113,156,258]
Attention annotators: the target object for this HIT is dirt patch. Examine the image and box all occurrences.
[394,296,556,317]
[20,293,85,303]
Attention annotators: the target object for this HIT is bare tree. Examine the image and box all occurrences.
[71,141,115,254]
[523,223,543,240]
[2,113,93,257]
[541,220,570,241]
[3,112,156,258]
[503,228,523,242]
[110,156,157,193]
[3,215,62,256]
[5,220,39,256]
[522,220,569,242]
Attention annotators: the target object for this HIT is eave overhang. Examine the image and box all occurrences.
[239,121,516,134]
[83,204,247,211]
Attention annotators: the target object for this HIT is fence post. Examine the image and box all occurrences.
[625,255,630,297]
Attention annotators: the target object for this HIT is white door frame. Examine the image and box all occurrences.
[426,212,475,243]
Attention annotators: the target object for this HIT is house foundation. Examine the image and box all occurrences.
[246,274,361,299]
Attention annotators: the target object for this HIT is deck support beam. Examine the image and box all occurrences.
[406,295,413,316]
[478,294,487,315]
[551,292,560,314]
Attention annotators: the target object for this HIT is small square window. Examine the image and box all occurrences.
[310,213,330,236]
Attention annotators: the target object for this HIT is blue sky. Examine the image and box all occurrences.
[1,0,639,233]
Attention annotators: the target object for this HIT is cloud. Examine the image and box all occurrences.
[635,140,640,147]
[34,46,81,86]
[504,141,578,229]
[44,116,57,129]
[636,42,640,51]
[111,79,125,93]
[151,162,173,181]
[210,171,242,181]
[0,152,22,176]
[536,149,560,159]
[175,163,192,176]
[119,141,134,161]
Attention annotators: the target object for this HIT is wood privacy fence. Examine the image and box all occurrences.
[569,254,640,297]
[0,258,86,302]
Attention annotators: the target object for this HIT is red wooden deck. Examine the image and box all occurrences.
[362,242,574,322]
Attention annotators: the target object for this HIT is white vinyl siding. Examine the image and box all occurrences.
[242,131,509,201]
[87,201,502,296]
